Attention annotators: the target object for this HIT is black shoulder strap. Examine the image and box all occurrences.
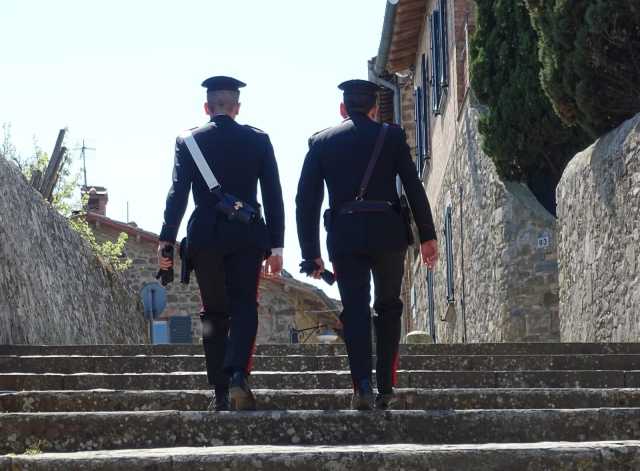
[356,123,389,200]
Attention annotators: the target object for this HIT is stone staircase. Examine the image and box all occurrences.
[2,343,640,469]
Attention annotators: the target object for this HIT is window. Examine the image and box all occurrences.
[429,0,450,115]
[414,86,425,177]
[439,0,450,88]
[426,269,436,342]
[420,54,431,166]
[444,204,455,304]
[429,13,442,114]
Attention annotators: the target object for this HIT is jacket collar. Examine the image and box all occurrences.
[210,114,236,126]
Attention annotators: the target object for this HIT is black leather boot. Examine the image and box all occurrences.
[229,371,256,411]
[351,378,374,411]
[208,387,230,412]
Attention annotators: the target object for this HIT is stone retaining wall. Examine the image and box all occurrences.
[0,158,145,344]
[557,113,640,342]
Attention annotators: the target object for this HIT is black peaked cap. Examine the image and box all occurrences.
[201,76,246,92]
[338,79,381,96]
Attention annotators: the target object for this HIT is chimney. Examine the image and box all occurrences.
[82,186,109,216]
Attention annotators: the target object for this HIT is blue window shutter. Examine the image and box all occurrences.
[444,205,455,304]
[427,270,436,342]
[414,88,422,171]
[439,0,449,87]
[431,12,442,114]
[420,53,430,161]
[415,87,424,176]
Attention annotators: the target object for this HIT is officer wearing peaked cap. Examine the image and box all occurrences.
[158,76,285,411]
[296,79,438,410]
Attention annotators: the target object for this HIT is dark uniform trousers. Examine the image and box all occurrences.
[191,246,263,391]
[333,249,406,392]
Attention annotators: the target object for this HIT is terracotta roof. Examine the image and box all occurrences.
[386,0,427,73]
[83,212,160,244]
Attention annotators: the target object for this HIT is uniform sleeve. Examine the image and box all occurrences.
[295,138,325,260]
[259,135,285,249]
[159,137,193,243]
[395,128,437,242]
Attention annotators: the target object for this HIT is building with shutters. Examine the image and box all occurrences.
[369,0,560,343]
[81,187,341,344]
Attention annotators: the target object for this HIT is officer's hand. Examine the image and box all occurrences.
[421,240,438,269]
[263,255,283,277]
[157,242,174,269]
[313,257,325,279]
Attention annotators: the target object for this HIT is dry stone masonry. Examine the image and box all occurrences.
[0,157,145,344]
[557,112,640,342]
[408,98,560,344]
[3,342,640,468]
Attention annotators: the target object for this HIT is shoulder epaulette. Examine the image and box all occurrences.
[244,124,267,134]
[311,127,331,138]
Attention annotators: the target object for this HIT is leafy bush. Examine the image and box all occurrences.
[527,0,640,137]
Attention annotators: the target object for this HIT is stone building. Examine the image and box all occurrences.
[369,0,560,343]
[83,188,340,344]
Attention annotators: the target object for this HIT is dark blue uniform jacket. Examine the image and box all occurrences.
[296,114,436,261]
[159,115,285,252]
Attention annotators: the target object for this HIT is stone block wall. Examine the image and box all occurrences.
[408,96,560,343]
[0,158,146,345]
[557,113,640,342]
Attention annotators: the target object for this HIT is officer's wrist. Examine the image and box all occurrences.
[271,248,283,257]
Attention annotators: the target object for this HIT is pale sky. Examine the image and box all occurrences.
[1,0,390,298]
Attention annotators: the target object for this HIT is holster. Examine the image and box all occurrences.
[339,200,393,215]
[399,194,415,246]
[212,188,260,225]
[179,237,193,284]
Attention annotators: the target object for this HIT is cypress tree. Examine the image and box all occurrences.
[527,0,640,137]
[470,0,589,213]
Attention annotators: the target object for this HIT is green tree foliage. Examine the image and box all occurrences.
[470,0,590,212]
[69,196,132,272]
[526,0,640,138]
[1,123,131,272]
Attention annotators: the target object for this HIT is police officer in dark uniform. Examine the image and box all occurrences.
[158,76,285,411]
[296,79,438,410]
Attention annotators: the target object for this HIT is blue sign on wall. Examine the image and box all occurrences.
[140,282,167,320]
[169,316,192,344]
[152,321,169,344]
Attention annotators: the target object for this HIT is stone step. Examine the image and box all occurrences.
[3,409,640,454]
[7,353,640,374]
[4,388,640,413]
[5,342,640,357]
[1,369,636,391]
[3,442,640,470]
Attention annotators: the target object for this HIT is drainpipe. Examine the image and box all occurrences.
[375,0,400,77]
[369,0,401,126]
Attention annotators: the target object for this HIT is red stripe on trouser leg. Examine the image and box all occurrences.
[391,351,400,387]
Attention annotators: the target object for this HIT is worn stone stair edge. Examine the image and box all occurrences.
[8,353,640,375]
[3,442,640,471]
[6,387,640,413]
[3,369,640,391]
[4,408,640,454]
[5,342,640,356]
